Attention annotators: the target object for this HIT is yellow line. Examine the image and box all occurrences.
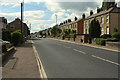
[91,55,120,66]
[33,45,48,80]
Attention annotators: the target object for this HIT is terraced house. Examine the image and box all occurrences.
[59,14,85,34]
[84,1,120,35]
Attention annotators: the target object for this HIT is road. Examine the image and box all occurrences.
[33,38,119,78]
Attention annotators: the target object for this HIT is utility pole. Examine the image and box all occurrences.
[21,1,24,34]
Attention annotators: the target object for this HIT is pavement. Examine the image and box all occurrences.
[2,40,40,78]
[33,38,119,78]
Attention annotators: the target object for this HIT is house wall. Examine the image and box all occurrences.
[6,19,29,37]
[77,19,84,34]
[84,13,110,35]
[109,12,120,34]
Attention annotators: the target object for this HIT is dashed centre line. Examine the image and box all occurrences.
[91,55,120,66]
[63,46,71,48]
[73,49,86,54]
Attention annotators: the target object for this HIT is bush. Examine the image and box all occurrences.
[11,30,23,46]
[2,30,11,41]
[69,34,74,38]
[95,38,106,46]
[101,34,111,39]
[112,32,120,40]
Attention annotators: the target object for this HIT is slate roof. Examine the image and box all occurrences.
[85,7,120,20]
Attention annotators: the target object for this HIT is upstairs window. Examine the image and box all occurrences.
[85,21,87,27]
[106,15,109,23]
[101,17,104,24]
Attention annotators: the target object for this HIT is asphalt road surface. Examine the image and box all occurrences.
[33,38,119,78]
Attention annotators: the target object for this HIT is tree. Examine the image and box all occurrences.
[39,31,43,35]
[89,19,101,39]
[51,26,62,37]
[68,29,71,34]
[113,27,118,33]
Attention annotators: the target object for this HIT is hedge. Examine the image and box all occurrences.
[95,38,106,46]
[95,38,119,46]
[112,32,120,40]
[105,38,118,42]
[69,34,75,38]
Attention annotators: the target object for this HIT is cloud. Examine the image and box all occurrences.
[0,10,46,33]
[0,10,45,22]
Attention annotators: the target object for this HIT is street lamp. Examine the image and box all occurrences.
[55,14,57,26]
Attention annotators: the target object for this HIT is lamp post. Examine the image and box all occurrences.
[55,14,57,26]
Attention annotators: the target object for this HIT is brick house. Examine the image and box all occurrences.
[59,14,85,34]
[6,18,30,37]
[84,6,120,35]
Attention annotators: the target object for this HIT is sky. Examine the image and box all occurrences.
[0,0,120,33]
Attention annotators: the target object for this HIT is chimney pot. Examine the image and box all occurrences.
[82,13,85,19]
[90,10,93,16]
[97,7,101,13]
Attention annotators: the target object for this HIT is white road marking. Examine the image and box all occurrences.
[51,38,119,52]
[33,45,48,79]
[91,55,120,66]
[73,49,86,54]
[63,46,71,48]
[57,44,61,46]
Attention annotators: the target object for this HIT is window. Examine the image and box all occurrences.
[85,29,87,34]
[106,15,109,23]
[10,26,14,28]
[106,26,109,34]
[75,24,76,28]
[85,21,87,27]
[101,27,104,35]
[89,20,90,24]
[71,24,72,28]
[76,23,77,28]
[101,17,104,24]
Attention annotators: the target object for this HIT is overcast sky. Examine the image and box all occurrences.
[0,0,120,33]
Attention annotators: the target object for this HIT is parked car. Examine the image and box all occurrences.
[0,39,10,44]
[42,36,46,38]
[38,36,42,38]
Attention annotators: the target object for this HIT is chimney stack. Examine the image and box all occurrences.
[97,7,101,13]
[82,13,85,19]
[75,16,77,21]
[90,10,93,16]
[68,19,71,22]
